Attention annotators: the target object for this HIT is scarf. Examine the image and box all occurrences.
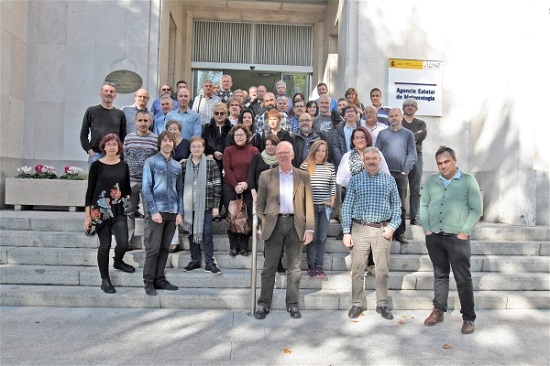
[184,154,207,243]
[261,150,278,166]
[349,148,365,176]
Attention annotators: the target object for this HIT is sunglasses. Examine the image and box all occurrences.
[161,88,171,91]
[214,112,226,116]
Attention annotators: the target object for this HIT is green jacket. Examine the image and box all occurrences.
[419,170,482,235]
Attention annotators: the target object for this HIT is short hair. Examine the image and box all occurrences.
[213,102,229,114]
[350,126,373,149]
[316,82,328,90]
[389,107,403,115]
[318,94,330,102]
[267,108,281,121]
[159,94,173,101]
[229,124,251,142]
[227,96,243,109]
[341,105,356,116]
[135,109,152,121]
[337,97,348,103]
[292,93,305,103]
[165,119,182,132]
[264,133,280,147]
[189,136,205,147]
[435,146,457,160]
[99,133,123,155]
[203,79,213,85]
[102,81,116,91]
[362,146,382,159]
[403,98,418,109]
[276,80,286,88]
[370,88,382,96]
[157,131,177,149]
[176,80,187,87]
[221,74,232,81]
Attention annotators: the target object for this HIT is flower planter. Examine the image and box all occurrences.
[5,178,87,211]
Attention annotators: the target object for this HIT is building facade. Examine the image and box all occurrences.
[1,0,548,225]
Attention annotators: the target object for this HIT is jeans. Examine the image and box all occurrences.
[188,209,214,263]
[350,223,391,307]
[390,172,408,235]
[425,233,476,321]
[88,152,105,169]
[307,204,328,268]
[143,212,177,284]
[408,153,423,220]
[127,181,149,248]
[96,216,128,279]
[258,216,304,309]
[324,206,333,222]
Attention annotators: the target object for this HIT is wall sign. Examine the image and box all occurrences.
[388,59,443,117]
[104,70,143,94]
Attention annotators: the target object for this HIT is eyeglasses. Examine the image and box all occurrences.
[299,119,312,123]
[214,112,226,116]
[345,110,356,114]
[294,105,305,108]
[403,104,416,107]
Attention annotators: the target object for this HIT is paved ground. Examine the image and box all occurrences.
[1,307,548,365]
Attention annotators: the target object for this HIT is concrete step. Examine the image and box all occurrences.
[4,247,549,273]
[2,211,549,241]
[0,284,547,310]
[2,230,548,257]
[1,264,549,291]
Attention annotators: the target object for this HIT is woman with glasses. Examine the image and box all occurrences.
[300,140,336,278]
[223,125,259,256]
[84,134,134,294]
[202,102,232,221]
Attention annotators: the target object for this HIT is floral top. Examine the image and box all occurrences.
[85,160,131,226]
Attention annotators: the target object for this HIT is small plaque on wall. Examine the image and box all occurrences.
[105,70,142,94]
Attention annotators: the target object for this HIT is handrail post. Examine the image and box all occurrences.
[248,214,259,316]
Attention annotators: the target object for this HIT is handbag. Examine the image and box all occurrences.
[226,195,251,234]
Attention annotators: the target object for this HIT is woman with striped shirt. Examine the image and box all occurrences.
[300,140,336,278]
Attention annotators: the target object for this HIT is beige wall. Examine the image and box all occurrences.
[338,0,549,224]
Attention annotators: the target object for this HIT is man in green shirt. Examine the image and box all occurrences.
[420,146,482,335]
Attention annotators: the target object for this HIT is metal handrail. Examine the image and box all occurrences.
[248,213,259,316]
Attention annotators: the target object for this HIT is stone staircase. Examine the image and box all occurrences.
[1,210,549,310]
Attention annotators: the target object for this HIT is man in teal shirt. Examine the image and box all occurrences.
[420,146,482,335]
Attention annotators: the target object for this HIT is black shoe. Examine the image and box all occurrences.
[144,282,157,296]
[113,259,135,273]
[204,261,222,275]
[126,244,134,252]
[135,211,145,219]
[394,233,409,244]
[240,250,249,256]
[254,305,269,320]
[101,278,116,294]
[229,248,238,257]
[169,245,182,253]
[376,306,394,320]
[410,217,421,226]
[154,280,178,291]
[287,306,301,319]
[183,261,201,272]
[348,306,363,319]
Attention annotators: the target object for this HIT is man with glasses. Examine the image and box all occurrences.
[255,141,314,320]
[165,88,201,140]
[80,82,127,167]
[289,100,307,133]
[192,79,221,125]
[122,88,150,135]
[402,98,427,226]
[292,113,322,167]
[151,84,177,119]
[227,96,242,125]
[361,105,388,145]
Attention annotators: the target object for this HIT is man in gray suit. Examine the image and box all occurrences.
[254,141,315,320]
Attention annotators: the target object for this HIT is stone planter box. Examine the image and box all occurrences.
[5,178,87,211]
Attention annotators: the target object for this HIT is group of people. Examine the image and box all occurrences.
[80,76,482,334]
